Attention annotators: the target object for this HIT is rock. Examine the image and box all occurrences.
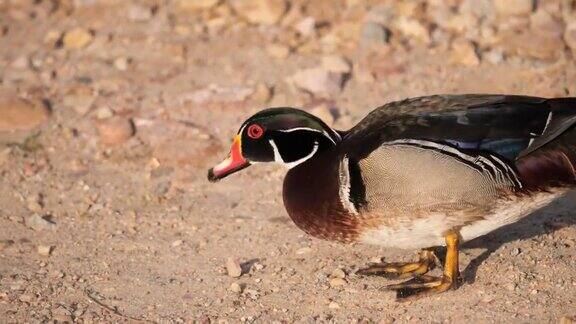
[0,94,50,132]
[63,85,95,115]
[50,270,64,279]
[503,31,564,60]
[127,5,153,22]
[505,282,516,291]
[291,68,344,98]
[360,22,389,45]
[229,282,243,293]
[330,268,346,279]
[94,106,114,120]
[328,301,340,309]
[230,0,287,25]
[266,43,290,59]
[441,13,478,35]
[18,293,34,303]
[171,240,183,247]
[63,27,94,50]
[565,22,576,55]
[181,84,254,104]
[450,39,480,66]
[493,0,533,16]
[295,17,316,38]
[329,277,347,287]
[225,257,242,278]
[530,10,564,37]
[0,239,14,251]
[113,57,129,71]
[321,55,351,74]
[296,247,312,255]
[37,245,52,256]
[177,0,220,11]
[310,104,335,126]
[95,117,136,146]
[484,50,504,64]
[394,17,429,44]
[26,195,43,213]
[251,83,272,104]
[25,214,56,231]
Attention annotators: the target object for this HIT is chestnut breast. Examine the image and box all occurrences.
[282,151,361,243]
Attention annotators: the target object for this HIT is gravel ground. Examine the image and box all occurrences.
[1,0,575,322]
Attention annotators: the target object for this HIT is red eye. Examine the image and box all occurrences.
[247,124,264,139]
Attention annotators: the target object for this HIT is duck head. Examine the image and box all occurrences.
[208,107,341,182]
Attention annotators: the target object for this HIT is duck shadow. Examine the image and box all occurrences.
[461,190,576,284]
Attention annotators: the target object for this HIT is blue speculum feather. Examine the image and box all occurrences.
[444,138,530,160]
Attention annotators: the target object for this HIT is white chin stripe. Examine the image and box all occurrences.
[338,155,359,215]
[269,139,319,169]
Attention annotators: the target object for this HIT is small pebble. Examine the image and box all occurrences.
[251,83,272,104]
[328,301,340,309]
[321,55,351,74]
[369,256,383,264]
[330,268,346,279]
[329,278,347,287]
[296,247,313,255]
[225,257,243,278]
[37,245,52,256]
[229,282,243,293]
[95,106,114,120]
[253,263,265,271]
[113,57,129,71]
[18,293,34,303]
[63,27,93,50]
[26,195,43,213]
[171,240,183,247]
[295,16,316,37]
[25,214,56,231]
[50,270,64,279]
[96,117,136,146]
[360,21,389,45]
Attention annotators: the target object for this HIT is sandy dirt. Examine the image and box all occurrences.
[1,0,575,322]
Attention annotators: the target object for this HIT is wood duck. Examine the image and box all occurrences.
[207,94,576,301]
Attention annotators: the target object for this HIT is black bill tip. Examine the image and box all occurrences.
[207,168,219,182]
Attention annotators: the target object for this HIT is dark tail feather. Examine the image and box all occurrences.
[517,98,576,190]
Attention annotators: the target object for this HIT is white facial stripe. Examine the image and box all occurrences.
[269,139,319,169]
[338,155,359,215]
[277,127,339,145]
